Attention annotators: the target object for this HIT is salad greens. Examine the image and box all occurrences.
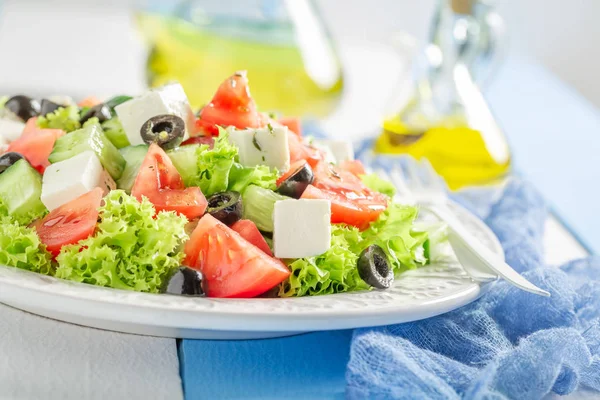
[55,191,188,293]
[361,173,397,198]
[0,96,7,109]
[37,105,82,132]
[0,216,53,275]
[280,203,427,297]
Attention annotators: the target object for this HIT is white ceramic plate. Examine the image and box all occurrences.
[0,201,502,340]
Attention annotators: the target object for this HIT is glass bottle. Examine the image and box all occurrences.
[375,0,511,190]
[136,0,344,117]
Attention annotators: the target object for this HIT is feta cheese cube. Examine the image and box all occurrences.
[228,125,290,172]
[115,83,194,146]
[313,139,354,163]
[0,118,25,142]
[273,199,331,258]
[41,151,114,211]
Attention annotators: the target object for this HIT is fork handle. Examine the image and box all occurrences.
[424,204,550,297]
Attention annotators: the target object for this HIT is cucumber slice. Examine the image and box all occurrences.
[0,159,47,224]
[49,124,126,180]
[116,145,149,192]
[102,117,130,149]
[167,145,199,187]
[242,185,289,232]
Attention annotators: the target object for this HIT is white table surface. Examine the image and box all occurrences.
[0,2,591,399]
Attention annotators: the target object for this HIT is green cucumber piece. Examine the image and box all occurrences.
[167,145,199,187]
[0,159,47,224]
[117,145,149,192]
[102,117,130,149]
[242,185,290,232]
[49,124,126,180]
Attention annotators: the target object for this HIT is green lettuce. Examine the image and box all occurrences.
[37,105,81,132]
[55,191,188,293]
[361,173,397,198]
[279,203,428,297]
[187,128,278,195]
[0,96,7,109]
[0,217,53,275]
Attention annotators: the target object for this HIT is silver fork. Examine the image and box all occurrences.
[374,158,550,297]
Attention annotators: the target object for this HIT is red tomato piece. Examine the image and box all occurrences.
[131,144,207,219]
[33,188,103,257]
[287,131,326,169]
[338,160,366,177]
[21,117,39,138]
[7,128,64,174]
[181,135,215,148]
[195,71,266,136]
[184,214,289,298]
[231,219,273,256]
[301,162,388,230]
[278,117,302,137]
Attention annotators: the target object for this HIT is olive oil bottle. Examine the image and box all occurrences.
[376,0,510,190]
[136,1,343,117]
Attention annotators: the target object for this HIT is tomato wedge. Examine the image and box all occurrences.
[278,117,302,137]
[184,214,289,298]
[195,71,266,136]
[287,131,326,169]
[131,144,207,219]
[301,162,387,230]
[338,160,366,177]
[33,188,103,257]
[231,219,273,256]
[7,127,64,174]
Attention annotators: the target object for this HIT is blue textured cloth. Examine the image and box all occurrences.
[346,179,600,399]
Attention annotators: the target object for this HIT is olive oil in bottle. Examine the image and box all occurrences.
[375,0,510,190]
[136,1,343,117]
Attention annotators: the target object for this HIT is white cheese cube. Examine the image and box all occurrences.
[41,151,113,211]
[115,83,194,146]
[228,125,290,172]
[0,118,25,142]
[313,139,354,163]
[273,199,331,258]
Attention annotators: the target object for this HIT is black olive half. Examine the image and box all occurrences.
[80,103,112,124]
[206,191,243,226]
[5,95,40,121]
[276,162,314,199]
[357,245,394,289]
[140,114,185,150]
[162,267,204,296]
[39,99,63,116]
[0,152,25,175]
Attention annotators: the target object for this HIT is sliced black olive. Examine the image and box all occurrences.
[140,114,185,150]
[39,99,63,116]
[80,103,112,124]
[357,245,394,289]
[0,152,24,175]
[162,267,204,296]
[276,162,314,199]
[206,191,243,226]
[5,95,40,121]
[104,95,132,114]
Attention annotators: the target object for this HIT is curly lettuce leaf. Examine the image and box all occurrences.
[55,191,188,293]
[37,105,81,132]
[190,132,237,196]
[280,203,428,297]
[0,217,53,275]
[360,173,397,198]
[228,163,277,193]
[280,225,369,297]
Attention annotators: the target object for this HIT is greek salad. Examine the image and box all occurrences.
[0,72,442,298]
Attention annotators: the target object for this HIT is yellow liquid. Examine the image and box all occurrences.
[376,118,511,190]
[137,13,344,117]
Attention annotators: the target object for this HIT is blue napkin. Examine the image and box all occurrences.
[346,179,600,399]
